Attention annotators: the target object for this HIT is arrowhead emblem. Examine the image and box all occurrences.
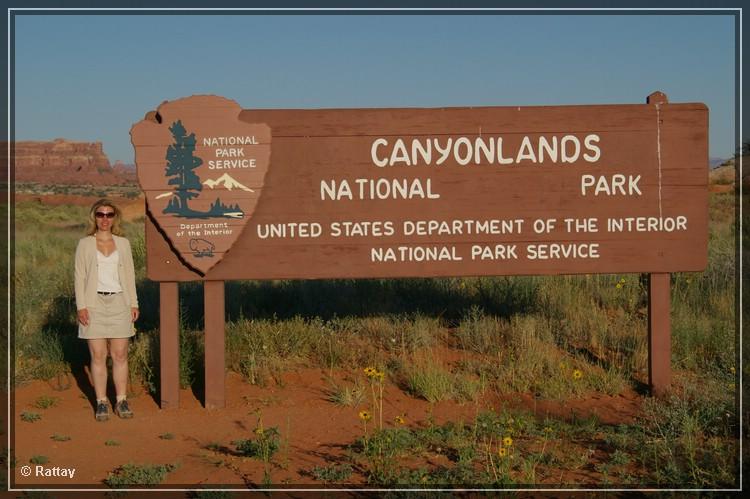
[130,95,271,275]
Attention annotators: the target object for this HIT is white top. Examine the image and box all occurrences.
[96,250,123,293]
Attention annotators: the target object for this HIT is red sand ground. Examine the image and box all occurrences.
[12,367,643,489]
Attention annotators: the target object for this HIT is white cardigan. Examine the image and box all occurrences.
[74,235,139,311]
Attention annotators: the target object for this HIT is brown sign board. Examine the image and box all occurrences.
[132,94,708,282]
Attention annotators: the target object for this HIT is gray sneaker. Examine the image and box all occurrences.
[114,399,133,419]
[95,401,109,422]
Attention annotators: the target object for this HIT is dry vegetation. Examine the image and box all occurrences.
[8,181,742,488]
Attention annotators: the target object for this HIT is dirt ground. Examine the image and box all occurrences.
[11,367,643,489]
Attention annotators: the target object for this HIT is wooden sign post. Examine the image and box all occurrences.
[158,282,179,409]
[132,92,707,408]
[645,91,673,398]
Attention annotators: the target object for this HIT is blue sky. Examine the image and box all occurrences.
[13,12,736,162]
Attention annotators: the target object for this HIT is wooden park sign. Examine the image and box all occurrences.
[131,92,708,409]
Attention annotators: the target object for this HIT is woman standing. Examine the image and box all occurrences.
[74,199,139,421]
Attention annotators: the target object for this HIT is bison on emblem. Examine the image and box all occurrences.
[189,238,215,258]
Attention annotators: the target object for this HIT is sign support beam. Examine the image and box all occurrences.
[159,281,179,409]
[648,273,671,397]
[204,280,226,409]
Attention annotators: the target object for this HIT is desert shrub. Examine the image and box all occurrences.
[401,357,454,403]
[20,411,41,423]
[311,463,353,483]
[233,427,280,460]
[455,305,507,354]
[105,463,177,488]
[178,327,203,389]
[128,330,158,394]
[633,389,737,487]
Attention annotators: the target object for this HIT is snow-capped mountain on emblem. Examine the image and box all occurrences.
[203,173,255,192]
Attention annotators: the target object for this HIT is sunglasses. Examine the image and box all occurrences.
[95,212,116,219]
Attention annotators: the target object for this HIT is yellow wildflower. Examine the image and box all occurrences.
[358,410,372,421]
[394,415,406,425]
[503,436,513,447]
[615,283,623,289]
[363,367,377,377]
[498,447,508,457]
[572,369,583,380]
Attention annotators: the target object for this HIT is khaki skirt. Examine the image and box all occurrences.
[78,292,135,339]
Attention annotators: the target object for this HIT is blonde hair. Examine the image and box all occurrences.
[86,198,124,236]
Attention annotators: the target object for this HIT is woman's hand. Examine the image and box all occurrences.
[131,307,140,323]
[77,308,89,326]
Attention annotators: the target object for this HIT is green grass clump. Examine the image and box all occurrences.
[356,314,439,355]
[178,327,203,390]
[33,395,59,409]
[20,411,41,423]
[159,433,175,440]
[233,427,280,460]
[631,387,737,487]
[401,358,455,403]
[326,380,366,407]
[311,463,354,483]
[29,455,49,465]
[397,352,487,404]
[50,434,71,442]
[104,463,177,488]
[105,440,121,447]
[357,427,420,459]
[128,331,158,395]
[455,305,508,354]
[225,316,322,386]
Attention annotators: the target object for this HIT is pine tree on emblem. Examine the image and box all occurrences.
[163,120,203,216]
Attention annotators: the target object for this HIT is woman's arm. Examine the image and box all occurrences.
[74,239,87,311]
[74,239,90,326]
[124,238,139,310]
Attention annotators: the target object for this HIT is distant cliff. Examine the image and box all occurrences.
[14,139,136,185]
